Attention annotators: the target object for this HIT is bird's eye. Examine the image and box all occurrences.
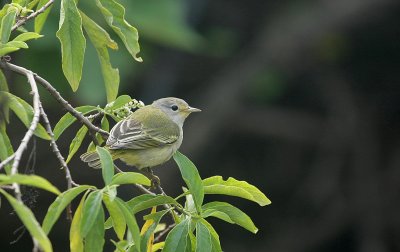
[171,105,178,111]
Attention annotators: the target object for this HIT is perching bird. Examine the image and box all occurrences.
[80,97,200,179]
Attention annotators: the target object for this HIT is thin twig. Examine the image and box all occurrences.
[0,62,109,140]
[154,223,176,242]
[2,64,41,201]
[12,0,54,31]
[38,105,78,187]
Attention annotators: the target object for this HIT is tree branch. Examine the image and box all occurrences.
[12,0,54,31]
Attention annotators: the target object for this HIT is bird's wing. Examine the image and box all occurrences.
[106,110,180,150]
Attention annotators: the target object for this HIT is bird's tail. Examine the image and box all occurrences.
[80,151,102,169]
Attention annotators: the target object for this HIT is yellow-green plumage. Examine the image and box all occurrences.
[80,97,200,170]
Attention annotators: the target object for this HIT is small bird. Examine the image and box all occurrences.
[80,97,200,180]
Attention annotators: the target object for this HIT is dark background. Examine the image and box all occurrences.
[1,0,400,251]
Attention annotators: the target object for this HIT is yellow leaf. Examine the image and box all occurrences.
[140,206,157,252]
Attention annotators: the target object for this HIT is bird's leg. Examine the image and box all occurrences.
[144,167,161,190]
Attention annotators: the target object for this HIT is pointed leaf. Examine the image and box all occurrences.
[195,221,212,252]
[110,172,150,187]
[84,206,105,251]
[163,218,190,252]
[203,176,271,206]
[126,194,179,214]
[70,193,87,252]
[53,105,99,140]
[13,32,43,42]
[96,146,114,185]
[95,0,142,62]
[0,127,13,174]
[107,95,131,111]
[42,185,92,234]
[0,46,20,56]
[66,124,88,163]
[141,209,169,252]
[202,201,258,233]
[103,194,126,240]
[57,0,86,91]
[173,151,204,213]
[0,189,52,252]
[4,40,28,48]
[34,0,53,33]
[115,197,141,252]
[199,219,222,252]
[81,11,119,103]
[0,174,60,195]
[0,7,17,43]
[81,190,103,237]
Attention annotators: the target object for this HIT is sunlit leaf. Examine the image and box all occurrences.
[0,46,19,56]
[173,151,204,213]
[81,190,103,237]
[0,174,60,195]
[95,0,142,62]
[203,176,271,206]
[202,201,258,233]
[34,0,53,33]
[4,40,28,48]
[57,0,86,91]
[0,189,53,252]
[53,105,99,140]
[107,95,131,111]
[163,218,190,252]
[66,124,88,163]
[42,185,92,234]
[81,11,120,103]
[109,172,151,187]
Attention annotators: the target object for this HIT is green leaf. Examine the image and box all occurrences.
[96,146,114,185]
[109,172,150,187]
[163,218,190,252]
[195,221,212,252]
[0,189,52,252]
[70,192,87,252]
[4,40,28,48]
[199,219,222,252]
[126,194,179,214]
[81,11,120,103]
[203,176,271,206]
[107,95,131,111]
[42,185,92,234]
[103,194,126,240]
[0,91,50,140]
[57,0,86,91]
[13,32,43,42]
[0,174,60,195]
[95,0,142,62]
[115,197,141,252]
[53,105,99,140]
[0,46,20,56]
[201,201,258,233]
[0,127,13,174]
[84,206,105,252]
[140,209,170,252]
[173,151,204,213]
[66,124,88,163]
[81,190,103,237]
[0,7,17,44]
[34,0,53,33]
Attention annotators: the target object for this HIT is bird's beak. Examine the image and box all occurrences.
[187,106,201,113]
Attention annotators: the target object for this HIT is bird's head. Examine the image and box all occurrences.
[152,97,201,126]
